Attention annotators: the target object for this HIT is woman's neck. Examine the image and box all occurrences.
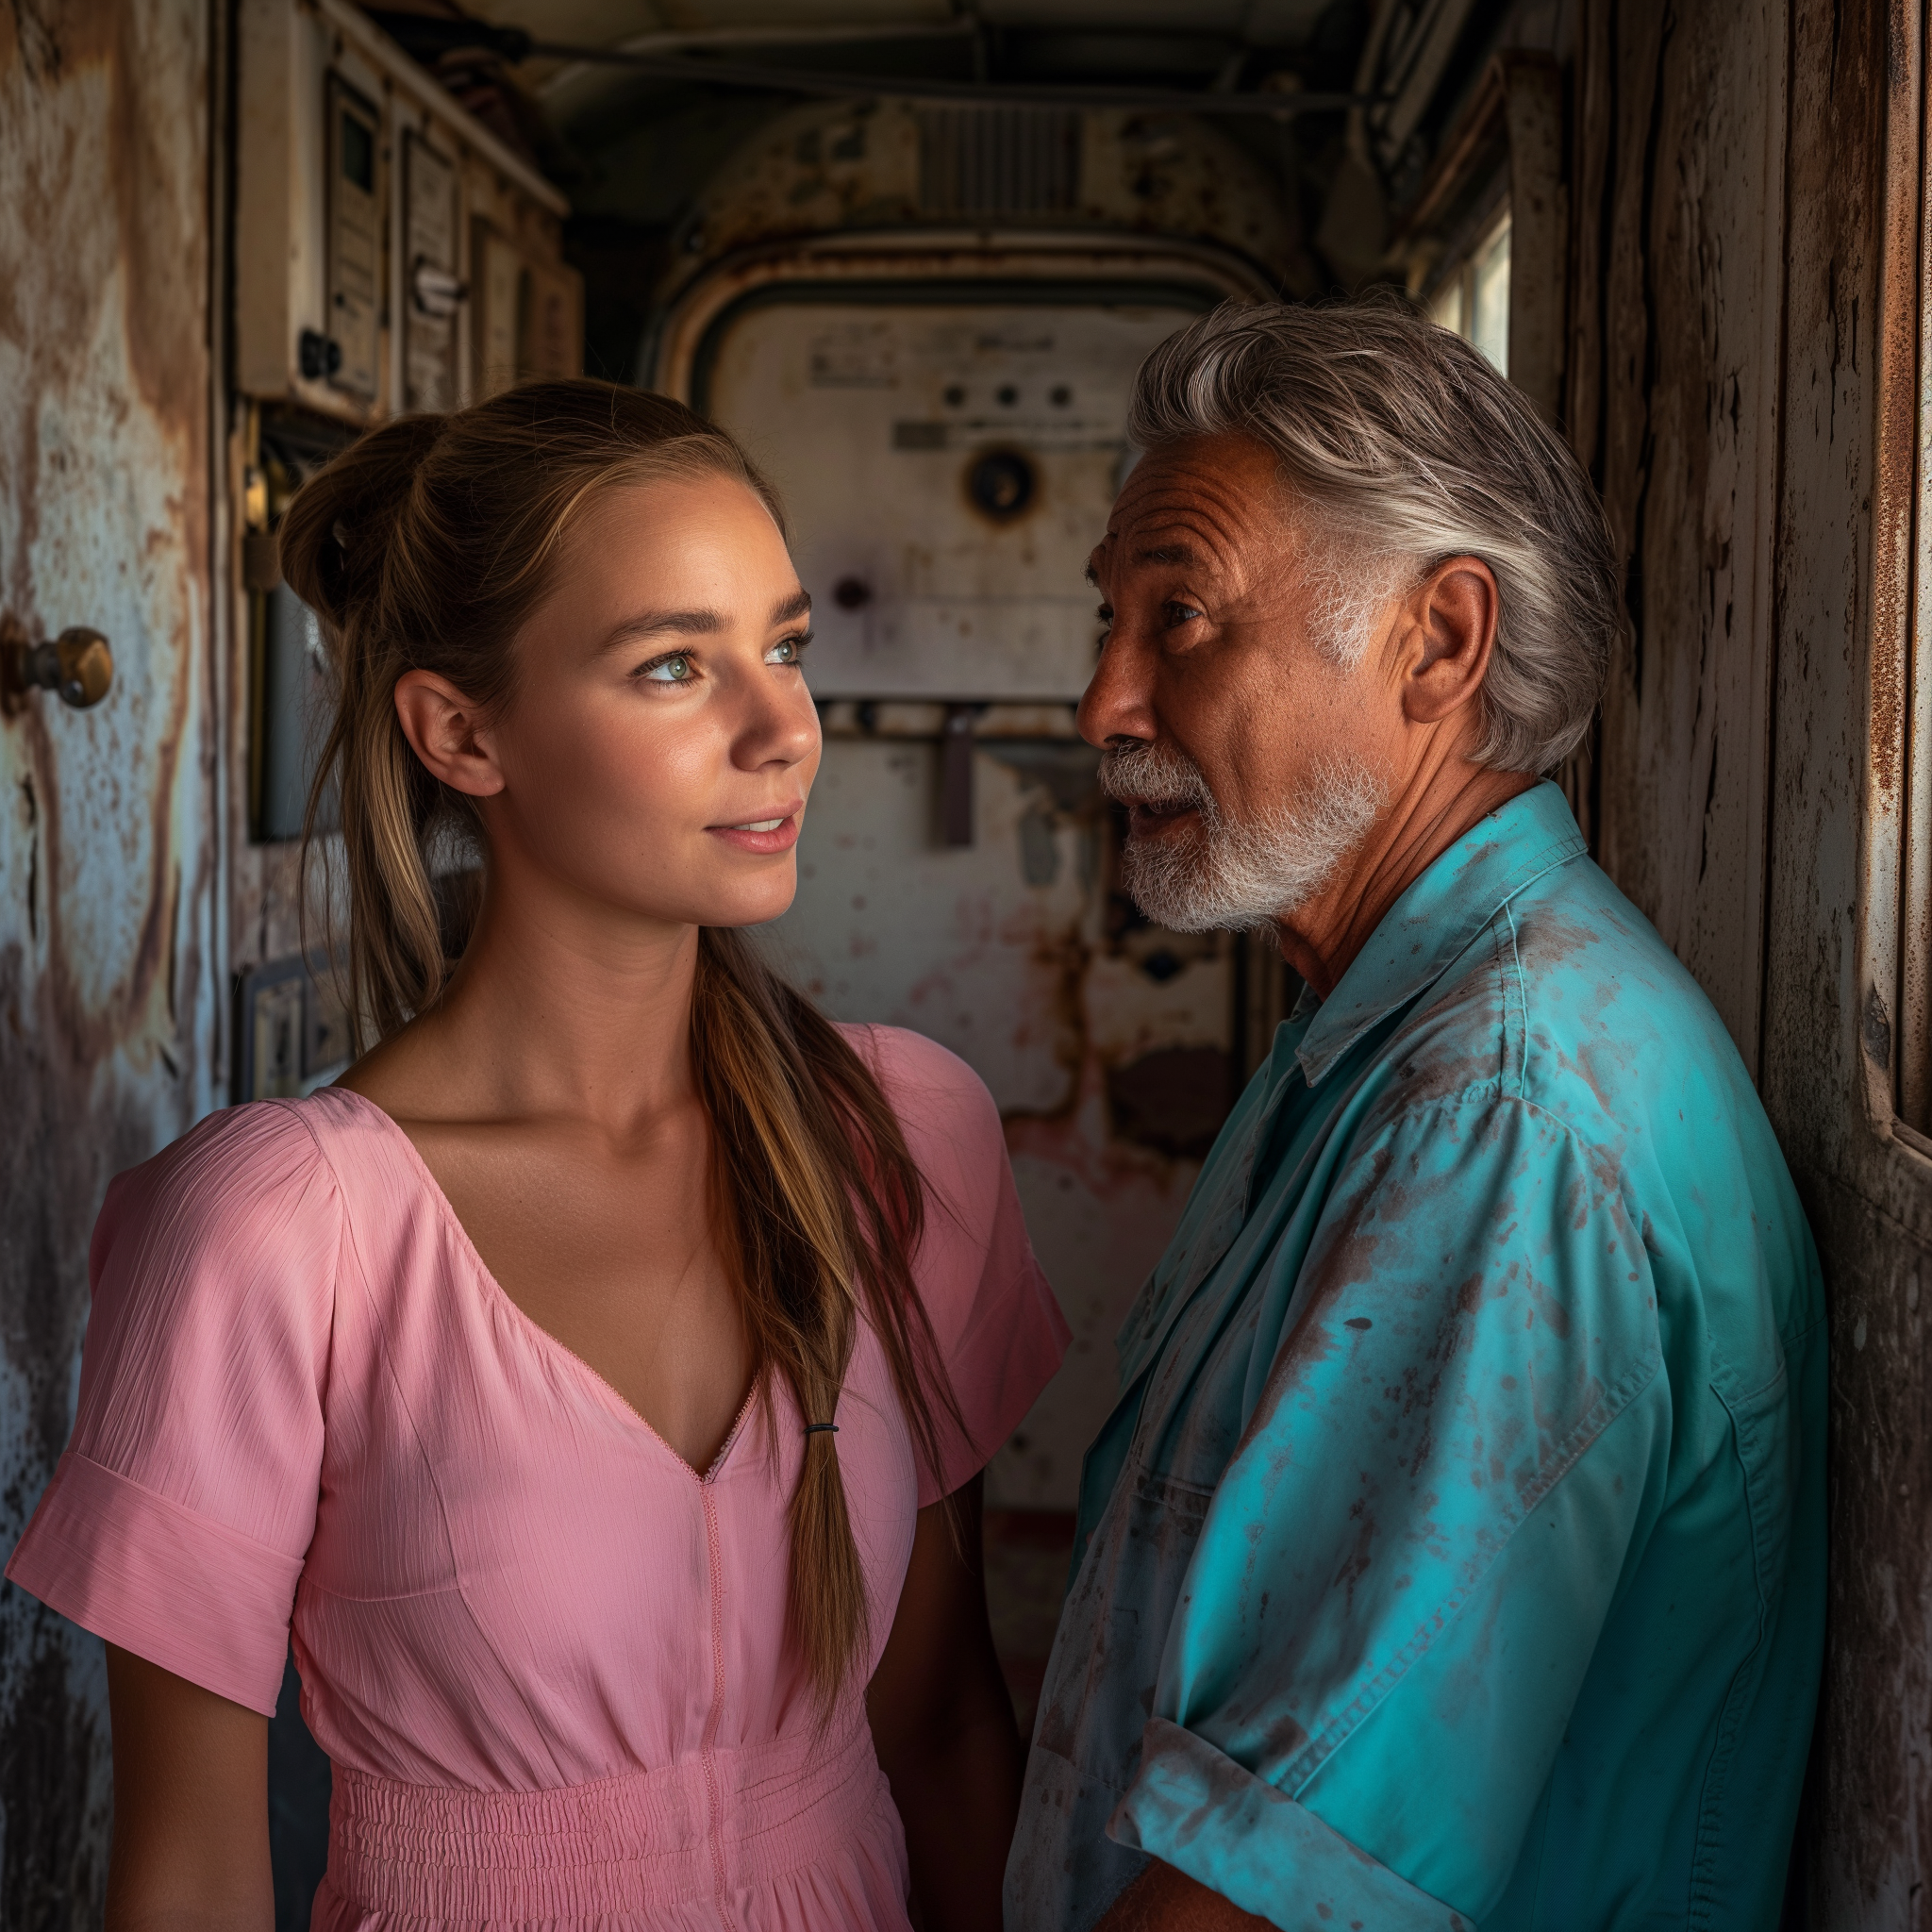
[347,865,705,1141]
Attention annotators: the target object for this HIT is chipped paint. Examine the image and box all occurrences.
[697,292,1212,703]
[0,0,219,1915]
[655,96,1301,318]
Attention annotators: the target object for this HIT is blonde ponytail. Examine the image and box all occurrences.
[279,382,965,1702]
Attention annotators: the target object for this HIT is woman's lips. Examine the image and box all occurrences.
[707,809,804,855]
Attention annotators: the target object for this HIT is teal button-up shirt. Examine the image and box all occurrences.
[1006,782,1824,1931]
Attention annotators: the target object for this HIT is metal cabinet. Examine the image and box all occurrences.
[233,0,578,427]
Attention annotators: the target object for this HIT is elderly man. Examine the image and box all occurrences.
[1005,303,1824,1932]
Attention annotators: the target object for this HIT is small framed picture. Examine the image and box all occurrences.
[233,952,351,1102]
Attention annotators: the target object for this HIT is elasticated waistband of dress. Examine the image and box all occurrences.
[325,1713,887,1916]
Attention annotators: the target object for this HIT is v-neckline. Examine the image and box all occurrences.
[329,1086,758,1484]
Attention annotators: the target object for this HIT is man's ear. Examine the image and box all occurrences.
[393,670,506,798]
[1398,556,1500,726]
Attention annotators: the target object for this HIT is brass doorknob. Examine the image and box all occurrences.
[11,626,114,708]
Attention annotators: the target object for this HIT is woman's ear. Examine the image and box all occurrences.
[393,671,506,797]
[1397,556,1500,726]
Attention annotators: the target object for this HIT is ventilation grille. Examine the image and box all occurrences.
[918,108,1083,218]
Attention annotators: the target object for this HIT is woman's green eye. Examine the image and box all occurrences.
[767,633,810,666]
[643,655,693,683]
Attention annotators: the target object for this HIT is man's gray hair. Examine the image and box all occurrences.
[1126,300,1624,775]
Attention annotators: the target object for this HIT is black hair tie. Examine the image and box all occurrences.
[804,1423,839,1436]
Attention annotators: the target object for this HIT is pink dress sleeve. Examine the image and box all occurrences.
[5,1102,340,1716]
[849,1025,1071,1506]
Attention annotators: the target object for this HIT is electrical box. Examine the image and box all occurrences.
[231,0,586,863]
[234,0,581,425]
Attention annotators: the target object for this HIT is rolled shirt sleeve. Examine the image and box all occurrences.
[1108,1094,1671,1924]
[6,1103,340,1716]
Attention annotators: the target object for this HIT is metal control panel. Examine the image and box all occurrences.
[402,130,460,413]
[703,297,1206,701]
[325,75,381,398]
[233,0,579,425]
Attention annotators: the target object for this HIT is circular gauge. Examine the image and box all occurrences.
[967,449,1038,522]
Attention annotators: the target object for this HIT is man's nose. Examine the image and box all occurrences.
[1076,625,1156,751]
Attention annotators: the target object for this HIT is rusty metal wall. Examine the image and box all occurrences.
[1570,0,1932,1917]
[0,1,220,1920]
[651,95,1304,327]
[704,295,1209,704]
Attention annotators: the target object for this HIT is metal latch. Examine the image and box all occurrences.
[412,259,468,319]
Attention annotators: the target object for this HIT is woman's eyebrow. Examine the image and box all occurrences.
[599,608,725,650]
[771,588,812,625]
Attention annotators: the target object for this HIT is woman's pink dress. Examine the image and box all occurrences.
[8,1024,1067,1929]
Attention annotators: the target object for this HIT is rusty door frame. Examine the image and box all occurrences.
[649,229,1274,401]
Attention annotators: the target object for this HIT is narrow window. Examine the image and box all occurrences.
[1427,203,1513,379]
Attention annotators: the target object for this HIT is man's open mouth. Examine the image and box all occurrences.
[1125,799,1202,834]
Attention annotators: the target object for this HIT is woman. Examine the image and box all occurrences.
[7,383,1068,1929]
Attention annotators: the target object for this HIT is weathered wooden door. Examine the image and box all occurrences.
[0,2,220,1919]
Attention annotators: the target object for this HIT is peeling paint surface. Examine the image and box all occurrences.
[658,97,1299,315]
[0,2,217,1919]
[702,295,1209,701]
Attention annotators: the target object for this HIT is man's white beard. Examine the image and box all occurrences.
[1102,741,1387,934]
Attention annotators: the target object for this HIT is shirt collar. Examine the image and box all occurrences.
[1293,780,1588,1088]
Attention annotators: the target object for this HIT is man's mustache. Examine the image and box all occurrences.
[1098,741,1217,818]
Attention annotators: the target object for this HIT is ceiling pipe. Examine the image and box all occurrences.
[529,18,984,102]
[523,43,1374,117]
[360,12,1374,119]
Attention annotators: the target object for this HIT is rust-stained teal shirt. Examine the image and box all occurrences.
[1005,782,1824,1932]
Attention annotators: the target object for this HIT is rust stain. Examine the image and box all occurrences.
[1862,0,1921,803]
[658,97,1302,329]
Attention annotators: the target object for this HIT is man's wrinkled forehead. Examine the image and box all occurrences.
[1088,433,1291,586]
